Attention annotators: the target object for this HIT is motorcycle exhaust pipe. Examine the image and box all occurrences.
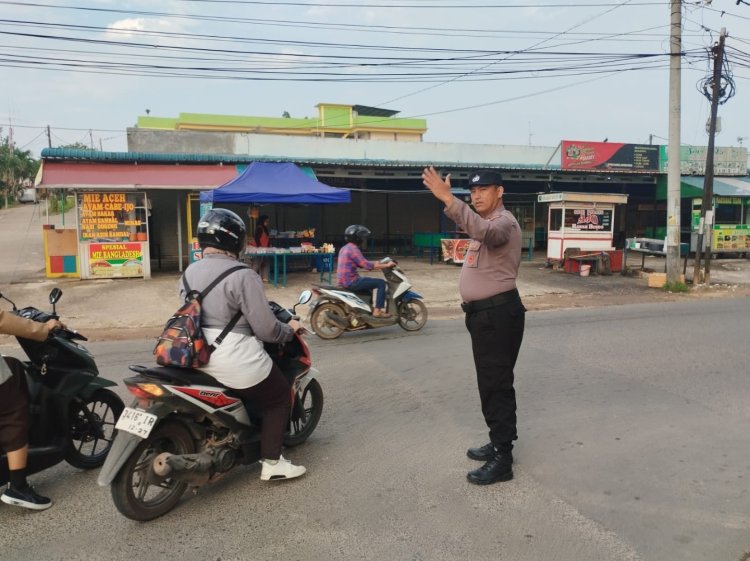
[323,310,349,329]
[152,452,213,485]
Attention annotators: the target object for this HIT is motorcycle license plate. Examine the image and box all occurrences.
[115,407,158,439]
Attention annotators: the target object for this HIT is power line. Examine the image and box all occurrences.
[376,0,645,105]
[175,0,668,7]
[0,1,680,41]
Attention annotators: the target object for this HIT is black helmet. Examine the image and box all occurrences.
[344,224,371,244]
[197,208,246,255]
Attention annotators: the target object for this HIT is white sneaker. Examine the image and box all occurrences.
[259,455,306,481]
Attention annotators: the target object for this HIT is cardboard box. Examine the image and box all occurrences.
[647,273,685,288]
[647,273,667,288]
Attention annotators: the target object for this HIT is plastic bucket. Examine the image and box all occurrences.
[580,264,591,277]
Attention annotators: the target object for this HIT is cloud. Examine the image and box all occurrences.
[106,17,184,36]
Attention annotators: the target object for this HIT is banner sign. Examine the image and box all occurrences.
[712,224,750,252]
[88,243,144,278]
[562,141,659,172]
[77,192,147,242]
[564,208,612,231]
[663,146,749,176]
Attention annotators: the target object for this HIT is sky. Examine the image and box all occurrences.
[1,0,749,159]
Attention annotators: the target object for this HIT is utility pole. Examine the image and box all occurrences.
[692,28,727,285]
[665,0,682,284]
[46,125,52,148]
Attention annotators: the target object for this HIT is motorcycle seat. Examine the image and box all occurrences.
[312,283,341,290]
[141,366,230,390]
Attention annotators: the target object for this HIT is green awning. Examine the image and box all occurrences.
[656,176,750,199]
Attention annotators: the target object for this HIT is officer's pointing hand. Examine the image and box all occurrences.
[422,166,453,205]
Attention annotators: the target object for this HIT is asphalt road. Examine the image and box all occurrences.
[1,298,749,561]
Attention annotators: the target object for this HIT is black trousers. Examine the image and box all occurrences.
[0,356,30,452]
[232,363,291,461]
[465,296,526,450]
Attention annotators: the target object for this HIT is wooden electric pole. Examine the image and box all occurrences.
[693,28,727,285]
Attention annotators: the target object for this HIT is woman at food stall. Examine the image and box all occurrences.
[253,215,271,282]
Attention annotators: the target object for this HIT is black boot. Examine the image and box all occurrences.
[467,450,513,485]
[466,442,495,461]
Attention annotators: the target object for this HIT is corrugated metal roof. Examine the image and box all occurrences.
[41,148,567,171]
[681,175,750,197]
[352,105,399,118]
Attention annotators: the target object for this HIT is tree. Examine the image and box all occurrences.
[59,142,93,150]
[0,131,40,208]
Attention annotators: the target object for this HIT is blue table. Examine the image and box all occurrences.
[245,251,333,287]
[279,252,333,288]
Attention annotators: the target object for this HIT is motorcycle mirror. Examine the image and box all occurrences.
[0,291,18,311]
[295,290,312,312]
[49,288,62,305]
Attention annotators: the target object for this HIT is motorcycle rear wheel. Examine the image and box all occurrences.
[111,422,195,521]
[398,299,428,331]
[284,379,323,447]
[65,389,125,469]
[310,302,347,340]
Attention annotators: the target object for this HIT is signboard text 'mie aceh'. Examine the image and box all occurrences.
[78,192,143,241]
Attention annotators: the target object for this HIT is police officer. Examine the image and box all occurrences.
[422,166,526,485]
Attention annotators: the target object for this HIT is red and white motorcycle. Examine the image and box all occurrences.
[97,292,322,521]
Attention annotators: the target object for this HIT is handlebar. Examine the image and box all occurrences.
[51,327,88,342]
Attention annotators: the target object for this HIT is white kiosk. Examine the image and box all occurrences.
[539,192,628,262]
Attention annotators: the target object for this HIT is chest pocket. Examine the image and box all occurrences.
[464,240,482,268]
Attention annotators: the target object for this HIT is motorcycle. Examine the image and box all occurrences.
[308,257,428,339]
[0,288,125,484]
[97,291,323,521]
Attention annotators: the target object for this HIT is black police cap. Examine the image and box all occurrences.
[467,170,503,187]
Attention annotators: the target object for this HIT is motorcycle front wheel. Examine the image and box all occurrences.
[284,379,324,447]
[65,389,125,469]
[111,422,195,521]
[398,299,428,331]
[310,302,347,340]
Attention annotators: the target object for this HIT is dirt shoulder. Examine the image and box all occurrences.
[2,256,749,343]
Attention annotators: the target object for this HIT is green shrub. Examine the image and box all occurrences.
[663,281,689,293]
[46,195,75,215]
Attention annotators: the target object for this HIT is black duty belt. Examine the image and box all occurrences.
[461,288,520,314]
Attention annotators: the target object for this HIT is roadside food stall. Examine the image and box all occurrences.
[666,176,750,255]
[198,162,350,287]
[690,195,750,255]
[539,192,628,274]
[43,190,151,279]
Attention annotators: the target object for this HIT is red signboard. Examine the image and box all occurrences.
[562,140,660,172]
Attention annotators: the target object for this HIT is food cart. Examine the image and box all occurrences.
[539,192,628,273]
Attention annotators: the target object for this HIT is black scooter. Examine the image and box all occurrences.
[0,288,125,483]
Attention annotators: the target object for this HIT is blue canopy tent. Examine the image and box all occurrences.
[200,161,350,204]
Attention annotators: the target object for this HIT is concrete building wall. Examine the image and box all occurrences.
[128,129,237,155]
[128,127,559,168]
[237,134,558,167]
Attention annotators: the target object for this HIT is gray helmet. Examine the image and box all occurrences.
[344,224,371,244]
[197,208,246,255]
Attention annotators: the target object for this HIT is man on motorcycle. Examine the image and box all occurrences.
[184,208,306,481]
[0,309,62,510]
[336,225,396,317]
